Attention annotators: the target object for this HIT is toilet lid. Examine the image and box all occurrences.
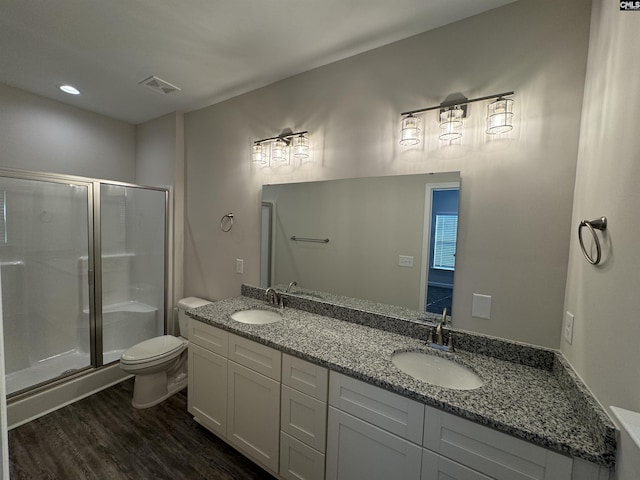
[121,335,186,364]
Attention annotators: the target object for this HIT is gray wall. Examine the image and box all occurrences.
[0,83,135,181]
[135,112,186,324]
[184,0,592,348]
[562,0,640,414]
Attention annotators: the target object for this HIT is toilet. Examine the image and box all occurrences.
[119,296,211,409]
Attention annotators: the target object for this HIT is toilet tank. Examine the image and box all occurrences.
[177,297,211,339]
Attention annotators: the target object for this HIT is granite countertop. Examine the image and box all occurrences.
[187,295,615,468]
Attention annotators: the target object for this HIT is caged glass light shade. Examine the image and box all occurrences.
[270,139,289,165]
[439,106,464,141]
[252,143,267,165]
[400,115,421,146]
[486,98,514,134]
[292,134,309,159]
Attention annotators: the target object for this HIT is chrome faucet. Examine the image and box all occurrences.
[265,287,285,309]
[427,308,453,351]
[286,281,297,293]
[265,287,279,305]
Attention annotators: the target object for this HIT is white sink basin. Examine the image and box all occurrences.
[392,351,483,390]
[230,309,282,325]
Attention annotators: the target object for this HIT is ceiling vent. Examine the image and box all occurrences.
[138,75,181,95]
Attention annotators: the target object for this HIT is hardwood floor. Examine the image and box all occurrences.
[9,379,277,480]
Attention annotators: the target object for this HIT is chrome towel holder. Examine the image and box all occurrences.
[220,213,234,232]
[290,236,330,243]
[578,216,607,265]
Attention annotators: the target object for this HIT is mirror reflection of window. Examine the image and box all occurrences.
[426,188,459,315]
[433,214,457,270]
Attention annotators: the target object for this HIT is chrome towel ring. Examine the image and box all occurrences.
[578,217,607,265]
[220,213,234,232]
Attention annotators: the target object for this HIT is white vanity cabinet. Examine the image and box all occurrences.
[326,371,424,480]
[187,320,282,476]
[188,318,611,480]
[279,354,329,480]
[187,319,229,438]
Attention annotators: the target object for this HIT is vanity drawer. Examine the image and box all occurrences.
[282,354,328,401]
[280,432,325,480]
[228,333,281,381]
[329,371,424,444]
[423,405,572,480]
[188,319,228,356]
[422,448,493,480]
[281,385,327,452]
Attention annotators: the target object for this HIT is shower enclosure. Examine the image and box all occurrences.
[0,170,168,397]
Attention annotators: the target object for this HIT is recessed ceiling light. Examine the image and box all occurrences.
[58,84,81,95]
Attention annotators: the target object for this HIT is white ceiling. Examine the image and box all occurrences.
[1,0,517,124]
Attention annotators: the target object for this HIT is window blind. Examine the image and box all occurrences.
[433,214,457,270]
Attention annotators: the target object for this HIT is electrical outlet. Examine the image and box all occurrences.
[236,259,244,274]
[399,255,414,267]
[564,311,574,345]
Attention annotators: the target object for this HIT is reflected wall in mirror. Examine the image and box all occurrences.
[261,172,460,317]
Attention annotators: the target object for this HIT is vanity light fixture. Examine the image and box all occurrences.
[252,131,309,166]
[399,91,514,145]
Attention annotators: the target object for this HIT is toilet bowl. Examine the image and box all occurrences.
[119,296,211,409]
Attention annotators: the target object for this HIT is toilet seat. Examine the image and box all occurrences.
[121,335,187,366]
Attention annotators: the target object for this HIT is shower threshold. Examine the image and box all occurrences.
[6,350,90,396]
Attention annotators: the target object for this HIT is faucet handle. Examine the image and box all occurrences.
[447,332,455,352]
[426,328,434,344]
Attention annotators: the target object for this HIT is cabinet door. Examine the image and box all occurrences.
[326,406,422,480]
[281,385,327,452]
[422,448,493,480]
[227,360,281,474]
[187,343,227,438]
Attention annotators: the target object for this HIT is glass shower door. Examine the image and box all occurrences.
[0,175,92,395]
[99,184,167,365]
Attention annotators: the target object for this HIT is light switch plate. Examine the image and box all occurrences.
[472,294,492,319]
[236,258,244,274]
[564,311,574,345]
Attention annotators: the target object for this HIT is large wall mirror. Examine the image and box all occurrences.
[261,172,460,320]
